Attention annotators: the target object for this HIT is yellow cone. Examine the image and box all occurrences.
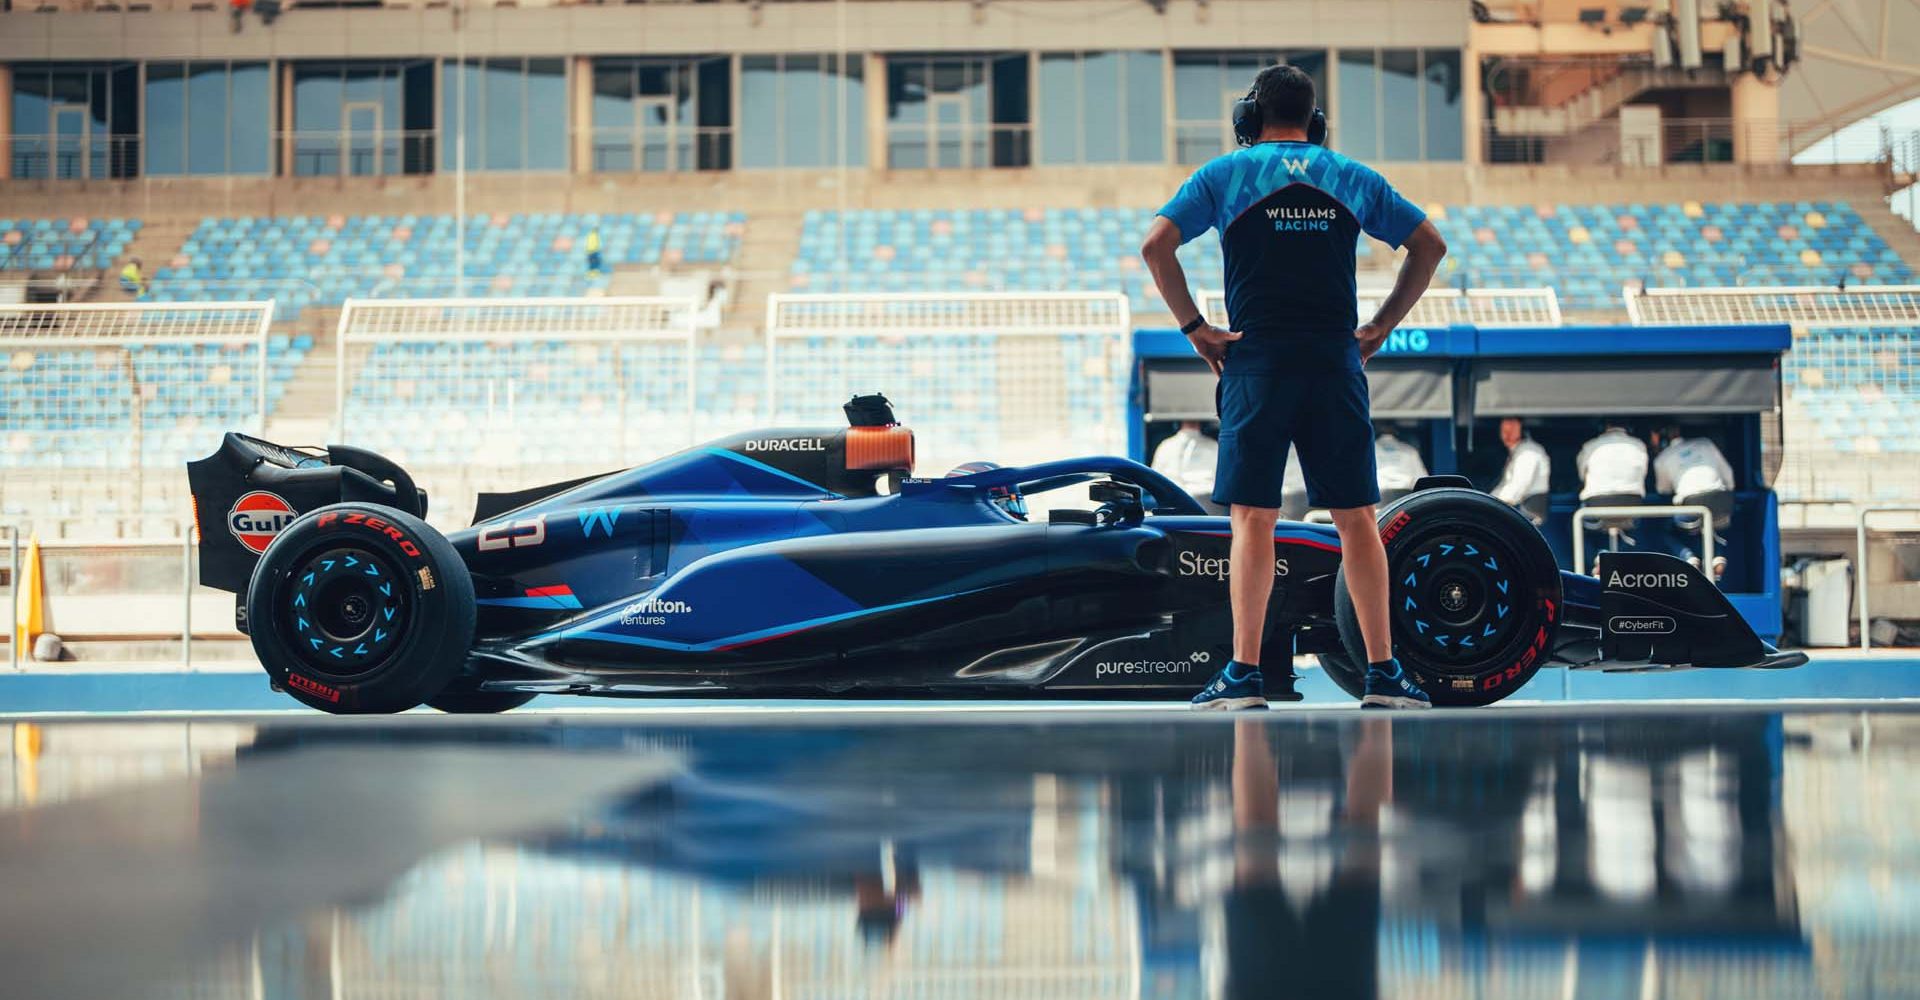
[14,534,43,653]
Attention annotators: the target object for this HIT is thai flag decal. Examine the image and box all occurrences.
[478,584,585,611]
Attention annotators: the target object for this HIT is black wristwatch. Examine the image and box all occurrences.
[1179,315,1207,336]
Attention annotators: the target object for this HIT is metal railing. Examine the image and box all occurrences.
[1485,118,1916,168]
[1855,506,1920,651]
[1571,504,1717,579]
[6,528,222,668]
[4,524,18,672]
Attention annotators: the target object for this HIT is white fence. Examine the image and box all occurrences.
[1623,285,1920,328]
[334,296,700,471]
[764,292,1133,473]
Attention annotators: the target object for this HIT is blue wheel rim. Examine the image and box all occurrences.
[285,545,407,677]
[1390,530,1524,670]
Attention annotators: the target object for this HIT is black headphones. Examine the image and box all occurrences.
[1232,87,1327,148]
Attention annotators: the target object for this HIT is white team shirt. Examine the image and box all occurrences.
[1374,433,1429,491]
[1151,426,1218,498]
[1576,428,1650,499]
[1492,437,1552,506]
[1654,436,1734,502]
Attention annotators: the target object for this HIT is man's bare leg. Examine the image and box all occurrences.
[1331,505,1430,708]
[1329,506,1390,661]
[1231,504,1280,665]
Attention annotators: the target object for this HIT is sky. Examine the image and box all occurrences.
[1793,96,1920,230]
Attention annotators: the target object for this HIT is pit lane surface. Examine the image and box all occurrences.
[2,703,1916,998]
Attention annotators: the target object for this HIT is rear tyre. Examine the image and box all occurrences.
[246,503,474,714]
[1333,488,1561,707]
[427,687,538,714]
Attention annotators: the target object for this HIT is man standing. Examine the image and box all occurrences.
[1141,65,1447,710]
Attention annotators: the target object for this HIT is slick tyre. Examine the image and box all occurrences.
[426,686,538,714]
[1333,488,1561,707]
[246,502,475,714]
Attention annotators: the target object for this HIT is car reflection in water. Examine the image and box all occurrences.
[2,709,1915,999]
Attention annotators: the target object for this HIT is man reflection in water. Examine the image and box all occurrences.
[1227,718,1390,999]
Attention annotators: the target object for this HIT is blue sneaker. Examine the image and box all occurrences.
[1191,663,1267,711]
[1361,658,1432,710]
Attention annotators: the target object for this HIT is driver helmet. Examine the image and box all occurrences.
[946,461,1028,519]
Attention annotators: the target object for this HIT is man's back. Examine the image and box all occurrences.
[1157,142,1425,372]
[1655,437,1734,500]
[1577,429,1649,499]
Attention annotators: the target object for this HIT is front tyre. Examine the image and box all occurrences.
[1333,488,1561,707]
[426,686,538,714]
[246,503,475,714]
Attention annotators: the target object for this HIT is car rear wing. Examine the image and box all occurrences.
[186,433,428,594]
[1597,551,1806,670]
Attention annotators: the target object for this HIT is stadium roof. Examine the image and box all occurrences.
[1784,0,1920,149]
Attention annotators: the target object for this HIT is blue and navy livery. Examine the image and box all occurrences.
[1159,142,1425,370]
[192,412,1807,711]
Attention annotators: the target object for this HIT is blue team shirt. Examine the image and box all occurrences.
[1158,142,1426,372]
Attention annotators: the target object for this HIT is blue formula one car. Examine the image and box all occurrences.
[188,395,1804,714]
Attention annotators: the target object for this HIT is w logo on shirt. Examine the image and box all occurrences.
[1282,157,1310,175]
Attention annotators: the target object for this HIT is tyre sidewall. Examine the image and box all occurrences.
[426,686,538,714]
[1335,489,1561,707]
[246,503,474,713]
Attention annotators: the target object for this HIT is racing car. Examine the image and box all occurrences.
[188,394,1805,714]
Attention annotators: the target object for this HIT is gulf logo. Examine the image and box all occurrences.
[228,491,299,554]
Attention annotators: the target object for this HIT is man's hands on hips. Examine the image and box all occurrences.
[1355,322,1390,364]
[1188,324,1242,376]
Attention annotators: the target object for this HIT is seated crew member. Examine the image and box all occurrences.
[1576,422,1650,567]
[1373,428,1427,499]
[1152,420,1221,511]
[1652,426,1735,576]
[1577,422,1649,501]
[1490,417,1551,513]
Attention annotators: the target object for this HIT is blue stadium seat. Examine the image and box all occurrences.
[148,211,746,321]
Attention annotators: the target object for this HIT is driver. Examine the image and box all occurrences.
[946,461,1028,520]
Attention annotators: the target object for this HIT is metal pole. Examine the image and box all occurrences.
[7,527,18,672]
[454,0,467,300]
[182,525,195,670]
[1855,506,1920,651]
[1571,505,1716,579]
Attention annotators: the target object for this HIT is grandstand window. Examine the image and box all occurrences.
[143,62,271,177]
[1036,51,1164,166]
[1334,48,1463,162]
[739,53,862,170]
[290,61,435,177]
[590,57,731,172]
[8,63,139,180]
[442,58,569,173]
[885,54,1030,169]
[1171,50,1326,165]
[1423,49,1464,161]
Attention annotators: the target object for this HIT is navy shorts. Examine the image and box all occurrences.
[1213,365,1380,510]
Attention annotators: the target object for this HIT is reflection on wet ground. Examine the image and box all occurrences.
[2,706,1917,999]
